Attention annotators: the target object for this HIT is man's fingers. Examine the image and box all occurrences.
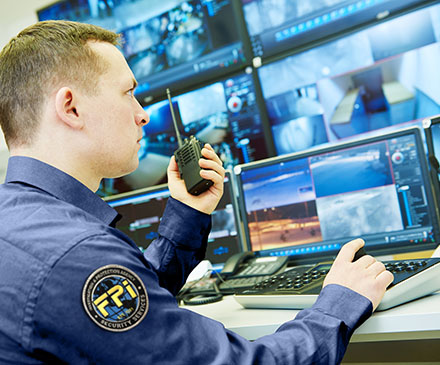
[200,169,224,186]
[202,144,223,166]
[355,255,376,268]
[376,269,394,288]
[167,155,179,173]
[366,260,387,276]
[199,158,224,176]
[199,145,225,185]
[334,238,365,264]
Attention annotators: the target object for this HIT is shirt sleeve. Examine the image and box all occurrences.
[28,235,372,365]
[261,284,373,364]
[144,197,211,295]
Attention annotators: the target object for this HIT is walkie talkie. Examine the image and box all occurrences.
[166,88,214,196]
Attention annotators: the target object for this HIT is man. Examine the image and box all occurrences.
[0,20,393,364]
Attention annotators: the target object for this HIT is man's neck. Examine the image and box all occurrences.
[9,148,100,192]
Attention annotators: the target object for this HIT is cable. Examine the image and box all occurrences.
[180,280,223,306]
[177,270,224,306]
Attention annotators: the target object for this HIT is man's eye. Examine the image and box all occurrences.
[127,89,135,97]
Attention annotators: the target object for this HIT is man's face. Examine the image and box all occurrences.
[80,41,149,179]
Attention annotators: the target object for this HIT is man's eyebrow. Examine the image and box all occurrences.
[132,79,138,89]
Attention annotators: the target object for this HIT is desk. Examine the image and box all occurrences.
[183,292,440,363]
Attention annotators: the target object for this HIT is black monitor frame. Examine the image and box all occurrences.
[234,126,439,265]
[423,114,440,225]
[103,182,170,251]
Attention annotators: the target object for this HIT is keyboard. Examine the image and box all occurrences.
[234,258,440,311]
[217,264,313,294]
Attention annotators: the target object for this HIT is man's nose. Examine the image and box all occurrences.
[136,108,150,127]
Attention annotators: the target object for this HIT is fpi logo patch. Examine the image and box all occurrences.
[82,265,148,332]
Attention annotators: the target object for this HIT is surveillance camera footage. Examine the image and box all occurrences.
[38,0,247,99]
[258,3,440,155]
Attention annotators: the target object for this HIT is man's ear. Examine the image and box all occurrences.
[54,87,84,130]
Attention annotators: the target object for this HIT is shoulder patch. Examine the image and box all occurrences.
[82,265,148,332]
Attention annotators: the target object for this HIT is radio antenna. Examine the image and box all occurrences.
[166,88,183,148]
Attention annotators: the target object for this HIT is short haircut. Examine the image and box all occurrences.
[0,20,120,148]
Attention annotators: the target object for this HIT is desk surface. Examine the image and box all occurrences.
[182,291,440,343]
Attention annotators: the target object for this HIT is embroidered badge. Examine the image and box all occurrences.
[82,265,148,332]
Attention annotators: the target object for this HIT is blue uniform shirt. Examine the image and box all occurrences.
[0,156,372,364]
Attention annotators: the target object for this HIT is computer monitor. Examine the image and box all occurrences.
[257,2,440,155]
[37,0,250,103]
[240,0,430,60]
[105,171,244,271]
[234,126,439,265]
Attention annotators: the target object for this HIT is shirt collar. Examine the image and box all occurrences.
[5,156,119,226]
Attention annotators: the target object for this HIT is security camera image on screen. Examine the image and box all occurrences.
[241,0,427,59]
[174,71,269,167]
[106,174,242,269]
[38,0,246,99]
[258,3,440,154]
[238,129,436,259]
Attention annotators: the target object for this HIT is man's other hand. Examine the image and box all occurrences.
[323,238,394,311]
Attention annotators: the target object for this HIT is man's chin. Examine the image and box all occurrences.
[108,160,139,179]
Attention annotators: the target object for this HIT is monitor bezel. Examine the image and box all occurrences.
[234,126,439,264]
[103,182,170,206]
[423,114,440,227]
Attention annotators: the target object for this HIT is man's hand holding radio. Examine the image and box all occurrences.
[168,143,225,215]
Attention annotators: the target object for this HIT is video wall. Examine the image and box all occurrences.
[37,0,439,196]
